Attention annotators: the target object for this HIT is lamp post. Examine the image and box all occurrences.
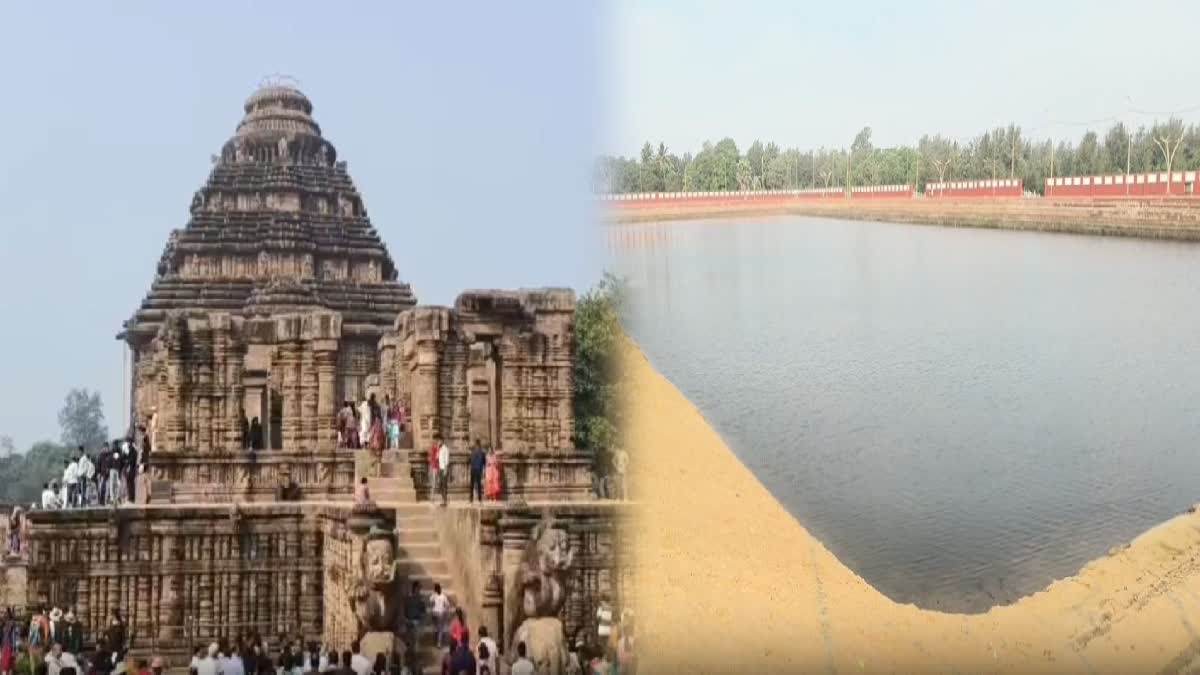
[1125,96,1134,196]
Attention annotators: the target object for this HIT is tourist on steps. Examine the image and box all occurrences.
[349,642,369,675]
[384,395,400,450]
[0,608,17,675]
[449,608,469,648]
[437,441,450,506]
[447,637,474,675]
[403,582,425,657]
[476,625,498,675]
[510,642,534,675]
[355,478,371,506]
[358,398,373,449]
[428,442,440,499]
[368,414,386,472]
[469,441,486,503]
[429,583,452,649]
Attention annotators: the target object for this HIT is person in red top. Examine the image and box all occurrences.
[449,608,469,648]
[428,441,440,499]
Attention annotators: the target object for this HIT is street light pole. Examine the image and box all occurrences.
[1126,96,1134,196]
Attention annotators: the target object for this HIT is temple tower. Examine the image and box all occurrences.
[119,82,417,437]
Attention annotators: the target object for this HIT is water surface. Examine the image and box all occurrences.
[612,216,1200,612]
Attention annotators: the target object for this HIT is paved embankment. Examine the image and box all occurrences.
[608,197,1200,241]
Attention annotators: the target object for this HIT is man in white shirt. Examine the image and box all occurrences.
[41,483,59,510]
[436,441,450,506]
[45,644,64,675]
[429,583,452,648]
[510,642,534,675]
[477,626,499,675]
[76,449,95,507]
[349,641,370,675]
[61,459,78,509]
[195,644,220,675]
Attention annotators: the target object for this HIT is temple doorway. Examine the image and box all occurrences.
[468,339,503,449]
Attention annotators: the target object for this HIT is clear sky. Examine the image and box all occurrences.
[0,2,609,448]
[612,0,1200,156]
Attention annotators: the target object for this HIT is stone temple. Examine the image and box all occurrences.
[22,83,628,670]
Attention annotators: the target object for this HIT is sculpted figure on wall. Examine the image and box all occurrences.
[510,516,575,675]
[349,525,399,634]
[277,136,290,161]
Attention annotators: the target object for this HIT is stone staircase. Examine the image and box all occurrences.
[359,451,459,675]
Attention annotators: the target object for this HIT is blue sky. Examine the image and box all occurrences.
[612,0,1200,156]
[0,2,609,448]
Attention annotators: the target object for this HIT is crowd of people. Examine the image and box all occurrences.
[336,394,407,453]
[35,434,149,513]
[0,588,635,675]
[0,606,130,675]
[424,438,506,507]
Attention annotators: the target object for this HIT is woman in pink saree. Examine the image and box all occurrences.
[484,448,504,501]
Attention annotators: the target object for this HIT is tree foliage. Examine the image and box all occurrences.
[58,388,108,450]
[573,273,629,476]
[596,116,1200,196]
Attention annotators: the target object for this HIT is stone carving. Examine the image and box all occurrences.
[510,517,575,675]
[317,144,329,166]
[348,525,399,633]
[235,139,248,163]
[277,135,290,161]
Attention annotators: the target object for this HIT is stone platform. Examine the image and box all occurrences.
[23,497,630,668]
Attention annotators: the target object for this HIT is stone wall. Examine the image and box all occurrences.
[148,450,354,503]
[389,290,576,456]
[25,505,324,657]
[403,450,595,503]
[320,508,356,652]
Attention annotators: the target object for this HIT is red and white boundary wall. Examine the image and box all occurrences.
[1045,171,1198,197]
[925,179,1023,199]
[848,184,914,200]
[599,185,912,205]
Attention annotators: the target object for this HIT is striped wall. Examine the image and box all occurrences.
[1044,171,1198,197]
[925,179,1023,199]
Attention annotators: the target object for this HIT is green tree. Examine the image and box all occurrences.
[573,273,629,476]
[58,388,108,450]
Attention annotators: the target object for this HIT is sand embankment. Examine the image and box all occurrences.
[624,338,1200,674]
[608,197,1200,241]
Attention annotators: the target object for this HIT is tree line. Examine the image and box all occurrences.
[0,388,108,506]
[595,118,1200,196]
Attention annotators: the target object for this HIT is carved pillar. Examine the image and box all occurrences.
[301,347,319,449]
[164,320,188,452]
[499,522,531,650]
[314,343,338,452]
[224,323,245,452]
[230,528,242,636]
[280,343,301,451]
[197,360,213,454]
[159,533,180,642]
[411,339,442,452]
[482,574,504,649]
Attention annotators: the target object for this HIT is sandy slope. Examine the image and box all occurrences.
[622,338,1200,674]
